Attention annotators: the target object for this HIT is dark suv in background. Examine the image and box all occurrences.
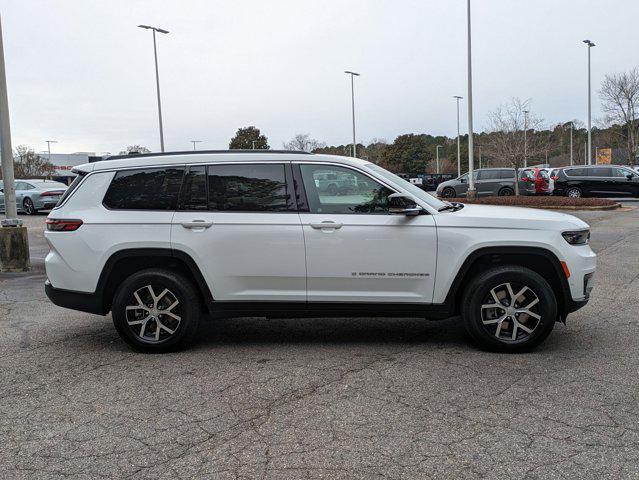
[553,165,639,198]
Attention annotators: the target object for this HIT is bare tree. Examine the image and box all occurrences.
[599,67,639,164]
[283,134,325,152]
[12,145,57,178]
[119,145,151,155]
[483,98,546,195]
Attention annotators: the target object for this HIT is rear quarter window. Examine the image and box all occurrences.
[103,167,184,210]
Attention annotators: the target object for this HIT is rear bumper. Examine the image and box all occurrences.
[45,280,107,315]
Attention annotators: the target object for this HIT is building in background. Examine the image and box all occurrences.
[44,152,100,183]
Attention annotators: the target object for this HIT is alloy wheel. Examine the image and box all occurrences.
[125,285,182,343]
[23,198,35,215]
[442,188,456,198]
[480,282,542,342]
[567,188,581,198]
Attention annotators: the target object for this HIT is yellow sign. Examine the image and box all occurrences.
[596,148,612,164]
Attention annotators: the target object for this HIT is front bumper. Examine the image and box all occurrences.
[45,280,107,315]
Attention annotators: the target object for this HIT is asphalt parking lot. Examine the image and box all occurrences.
[1,207,639,479]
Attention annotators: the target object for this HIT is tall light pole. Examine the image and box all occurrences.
[436,145,443,174]
[138,25,169,152]
[0,14,17,222]
[453,96,463,177]
[45,140,57,163]
[523,110,529,168]
[344,70,360,157]
[583,39,595,165]
[190,140,202,151]
[251,140,257,150]
[569,121,574,166]
[465,0,476,200]
[478,145,482,169]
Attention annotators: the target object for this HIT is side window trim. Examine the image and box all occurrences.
[292,163,309,212]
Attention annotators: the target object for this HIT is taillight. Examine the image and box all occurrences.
[551,176,559,181]
[46,219,83,231]
[521,177,530,181]
[40,190,64,197]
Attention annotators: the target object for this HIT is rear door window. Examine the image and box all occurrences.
[588,167,611,177]
[207,164,292,212]
[103,167,185,210]
[478,170,501,180]
[565,168,588,177]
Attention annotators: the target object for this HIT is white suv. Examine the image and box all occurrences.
[44,151,596,353]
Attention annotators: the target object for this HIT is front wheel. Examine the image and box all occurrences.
[112,269,202,353]
[461,266,557,352]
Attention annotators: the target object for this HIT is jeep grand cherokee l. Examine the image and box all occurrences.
[44,151,596,353]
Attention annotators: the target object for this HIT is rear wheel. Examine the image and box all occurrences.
[498,187,514,197]
[566,187,582,198]
[461,266,557,352]
[23,197,37,215]
[441,187,456,198]
[112,269,202,353]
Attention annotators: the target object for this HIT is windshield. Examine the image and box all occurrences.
[365,164,447,210]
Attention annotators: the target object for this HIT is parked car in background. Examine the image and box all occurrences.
[520,167,550,195]
[436,168,536,198]
[548,168,560,194]
[553,165,639,198]
[0,179,68,214]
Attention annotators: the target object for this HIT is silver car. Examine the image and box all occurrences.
[0,179,68,214]
[436,168,535,198]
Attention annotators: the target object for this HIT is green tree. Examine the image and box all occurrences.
[229,126,269,150]
[381,134,436,174]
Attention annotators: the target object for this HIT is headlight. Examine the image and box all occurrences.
[562,230,590,245]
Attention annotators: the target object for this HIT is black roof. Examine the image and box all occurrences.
[91,149,312,162]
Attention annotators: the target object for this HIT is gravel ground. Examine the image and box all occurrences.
[1,208,638,479]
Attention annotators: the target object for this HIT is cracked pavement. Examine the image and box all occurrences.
[1,208,638,479]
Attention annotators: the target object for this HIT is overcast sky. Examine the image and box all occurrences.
[3,0,638,154]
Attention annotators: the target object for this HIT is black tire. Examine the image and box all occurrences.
[112,268,202,353]
[327,184,338,195]
[566,186,582,198]
[23,197,37,215]
[441,187,456,198]
[461,265,557,353]
[498,187,514,197]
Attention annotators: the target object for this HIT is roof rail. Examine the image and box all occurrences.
[94,149,313,162]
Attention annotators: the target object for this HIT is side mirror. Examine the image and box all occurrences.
[627,174,634,180]
[459,177,467,183]
[388,193,423,216]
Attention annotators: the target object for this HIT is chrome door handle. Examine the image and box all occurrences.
[181,220,213,229]
[310,221,343,230]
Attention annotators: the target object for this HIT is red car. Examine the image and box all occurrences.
[521,168,550,195]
